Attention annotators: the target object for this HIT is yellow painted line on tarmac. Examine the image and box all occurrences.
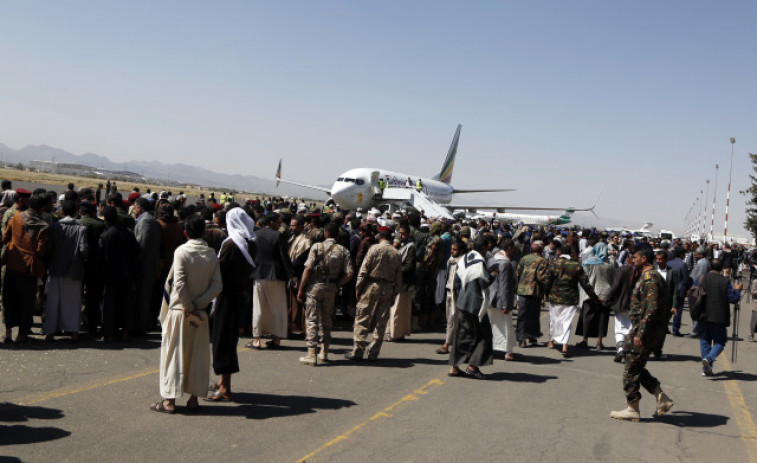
[14,345,253,406]
[296,378,445,463]
[17,368,159,406]
[721,355,757,463]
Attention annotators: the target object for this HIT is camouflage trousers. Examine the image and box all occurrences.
[622,350,660,404]
[304,283,337,348]
[353,281,396,359]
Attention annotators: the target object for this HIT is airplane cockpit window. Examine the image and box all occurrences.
[337,177,344,182]
[344,178,355,183]
[355,179,365,185]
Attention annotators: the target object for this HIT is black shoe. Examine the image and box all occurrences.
[465,367,486,380]
[344,352,363,361]
[672,332,683,337]
[614,352,624,363]
[575,340,589,349]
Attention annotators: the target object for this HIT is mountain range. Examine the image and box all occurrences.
[0,143,321,198]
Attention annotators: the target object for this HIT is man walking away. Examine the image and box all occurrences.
[699,258,742,376]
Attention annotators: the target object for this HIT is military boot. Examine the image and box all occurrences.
[299,347,317,366]
[318,343,330,365]
[653,386,674,417]
[610,401,640,422]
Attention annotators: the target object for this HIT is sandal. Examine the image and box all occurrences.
[203,390,232,402]
[447,369,462,377]
[265,339,280,349]
[245,340,262,350]
[186,398,200,411]
[150,401,176,414]
[435,346,449,355]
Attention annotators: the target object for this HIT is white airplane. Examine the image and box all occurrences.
[275,124,599,219]
[621,222,654,238]
[463,208,578,226]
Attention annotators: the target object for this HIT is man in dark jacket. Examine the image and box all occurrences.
[133,197,162,334]
[79,201,106,337]
[651,250,679,359]
[100,206,139,341]
[249,212,293,349]
[700,258,742,376]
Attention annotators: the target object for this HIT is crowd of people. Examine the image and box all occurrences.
[0,178,748,420]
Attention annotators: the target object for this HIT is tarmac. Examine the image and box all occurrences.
[2,294,757,463]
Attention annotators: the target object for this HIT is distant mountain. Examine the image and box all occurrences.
[0,143,323,199]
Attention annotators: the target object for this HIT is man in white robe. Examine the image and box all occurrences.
[151,215,222,414]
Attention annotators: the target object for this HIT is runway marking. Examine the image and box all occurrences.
[16,368,159,406]
[14,345,254,406]
[296,378,445,463]
[721,355,757,463]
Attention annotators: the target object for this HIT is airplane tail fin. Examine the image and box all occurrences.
[559,208,575,221]
[276,159,282,188]
[433,124,461,184]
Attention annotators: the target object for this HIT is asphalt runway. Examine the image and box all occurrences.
[2,297,757,463]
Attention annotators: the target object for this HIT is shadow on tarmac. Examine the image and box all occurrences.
[0,402,71,446]
[655,353,702,363]
[192,393,356,420]
[649,410,729,428]
[708,370,757,382]
[0,336,161,352]
[486,372,559,383]
[328,356,448,368]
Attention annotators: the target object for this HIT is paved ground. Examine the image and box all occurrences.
[2,298,757,463]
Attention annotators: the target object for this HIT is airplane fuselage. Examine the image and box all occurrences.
[465,210,571,226]
[330,167,453,211]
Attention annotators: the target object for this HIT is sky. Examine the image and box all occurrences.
[1,1,756,239]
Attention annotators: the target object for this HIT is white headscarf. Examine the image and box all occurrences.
[223,208,256,268]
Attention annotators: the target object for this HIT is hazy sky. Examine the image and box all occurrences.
[2,1,756,238]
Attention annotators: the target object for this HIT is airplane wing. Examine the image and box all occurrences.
[275,159,332,195]
[453,188,516,193]
[448,186,603,215]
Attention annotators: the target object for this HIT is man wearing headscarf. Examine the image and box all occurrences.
[207,208,256,401]
[575,242,615,350]
[448,236,494,379]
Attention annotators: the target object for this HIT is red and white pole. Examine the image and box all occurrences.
[724,137,735,243]
[710,164,718,242]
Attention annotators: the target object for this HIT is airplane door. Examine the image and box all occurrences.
[370,170,381,198]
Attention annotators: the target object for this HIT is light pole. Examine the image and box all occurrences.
[724,137,735,243]
[710,164,719,242]
[702,179,710,238]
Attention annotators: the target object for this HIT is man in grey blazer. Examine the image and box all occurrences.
[134,197,162,334]
[249,212,294,349]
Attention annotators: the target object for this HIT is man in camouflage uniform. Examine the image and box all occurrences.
[544,241,600,357]
[345,226,402,362]
[516,240,549,347]
[611,248,674,421]
[297,223,353,366]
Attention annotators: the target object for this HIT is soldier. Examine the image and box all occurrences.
[544,241,601,357]
[515,240,549,348]
[345,226,402,362]
[288,215,311,337]
[611,248,674,421]
[297,223,353,366]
